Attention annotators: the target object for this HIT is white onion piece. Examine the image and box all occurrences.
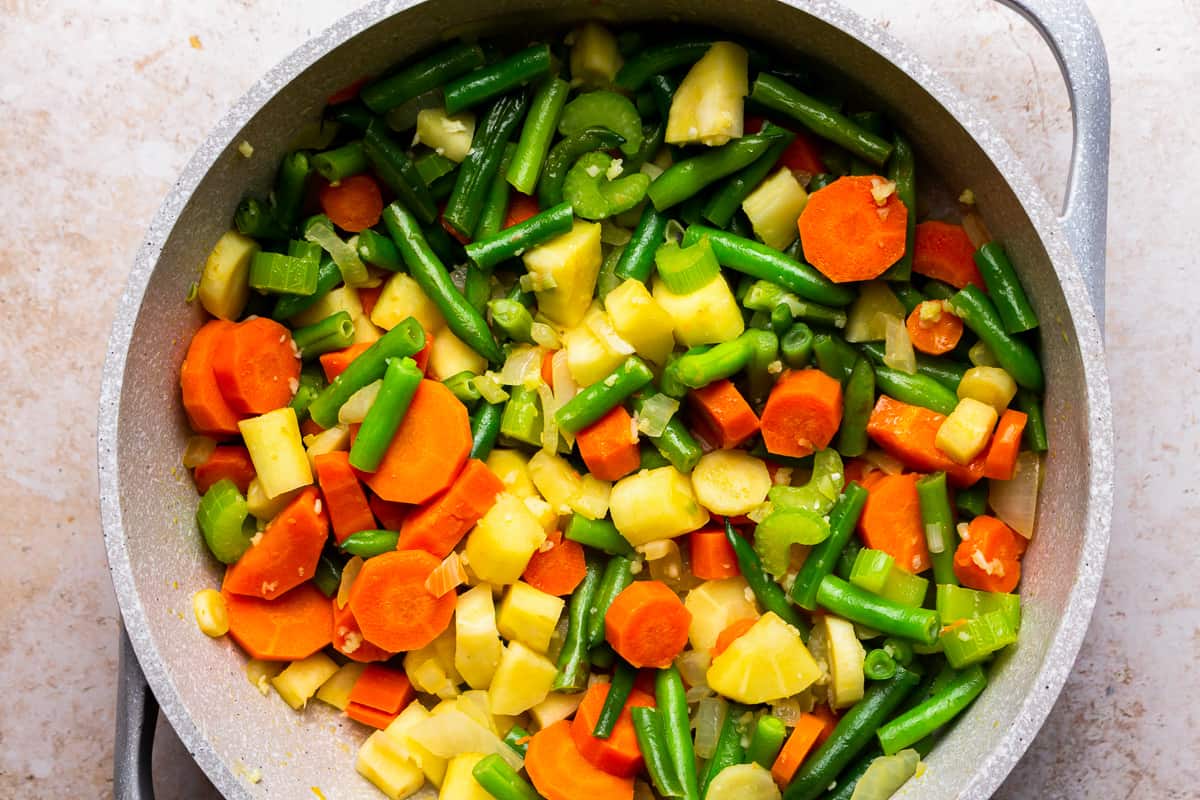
[635,393,679,437]
[536,381,559,454]
[587,312,636,355]
[962,209,993,250]
[988,451,1041,538]
[182,435,217,468]
[499,344,545,386]
[883,314,917,374]
[693,696,728,759]
[338,379,382,424]
[473,372,510,404]
[530,321,561,349]
[850,749,920,800]
[676,649,712,687]
[863,449,905,476]
[305,218,370,288]
[336,556,364,610]
[551,350,578,447]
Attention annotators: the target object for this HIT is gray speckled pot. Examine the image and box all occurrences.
[98,0,1112,797]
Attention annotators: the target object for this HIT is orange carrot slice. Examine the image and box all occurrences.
[576,405,641,481]
[348,664,415,714]
[953,514,1027,593]
[314,451,377,544]
[689,529,741,580]
[711,617,757,658]
[211,317,301,415]
[867,395,985,487]
[180,320,244,437]
[913,221,985,289]
[687,379,760,449]
[397,459,504,557]
[526,720,635,800]
[798,175,909,283]
[332,597,395,663]
[770,711,829,786]
[222,487,329,599]
[905,300,964,356]
[193,445,256,494]
[523,538,588,596]
[320,173,383,232]
[604,580,691,669]
[320,342,373,382]
[222,581,332,661]
[858,473,931,574]
[982,409,1028,481]
[347,549,455,652]
[759,369,843,458]
[570,683,655,777]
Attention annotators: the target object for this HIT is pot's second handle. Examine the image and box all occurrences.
[999,0,1111,330]
[116,625,158,800]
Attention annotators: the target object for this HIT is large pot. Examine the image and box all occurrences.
[99,0,1112,797]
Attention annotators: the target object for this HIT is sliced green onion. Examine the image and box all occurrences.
[247,251,319,295]
[654,237,721,294]
[939,608,1018,668]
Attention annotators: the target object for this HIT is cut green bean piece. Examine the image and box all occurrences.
[554,553,605,690]
[657,666,702,800]
[313,551,342,597]
[648,130,787,210]
[616,37,712,90]
[555,357,654,434]
[291,311,356,360]
[466,201,575,270]
[781,322,814,368]
[474,144,515,243]
[289,364,327,421]
[838,356,874,456]
[443,370,481,410]
[307,318,425,429]
[565,513,636,556]
[507,76,571,194]
[726,520,808,636]
[356,228,403,271]
[791,483,869,610]
[415,151,457,187]
[502,725,530,757]
[873,364,960,415]
[469,402,504,461]
[339,529,402,558]
[948,285,1043,391]
[471,753,541,800]
[916,472,959,585]
[594,660,636,738]
[751,74,893,166]
[444,92,530,239]
[614,203,670,283]
[274,151,311,233]
[632,706,688,798]
[312,140,367,183]
[234,196,287,240]
[701,124,796,228]
[858,340,967,392]
[813,332,857,383]
[444,44,552,114]
[700,701,748,796]
[741,280,848,329]
[363,120,438,225]
[816,576,939,644]
[630,392,703,473]
[746,715,787,770]
[360,41,486,113]
[586,556,636,648]
[348,356,423,472]
[882,133,916,281]
[877,665,987,754]
[1015,389,1048,452]
[488,298,535,345]
[864,648,898,680]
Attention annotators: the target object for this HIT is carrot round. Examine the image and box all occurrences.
[711,617,757,658]
[576,405,641,481]
[912,221,985,289]
[504,193,540,229]
[526,720,635,800]
[320,342,374,382]
[604,580,692,669]
[867,395,985,487]
[180,320,243,437]
[332,597,394,663]
[223,487,329,599]
[570,682,655,777]
[858,473,931,574]
[983,409,1028,480]
[523,537,588,596]
[348,664,415,714]
[347,549,455,652]
[953,514,1027,593]
[905,300,964,356]
[689,529,740,580]
[193,445,256,494]
[798,175,909,283]
[362,380,472,504]
[211,317,301,415]
[398,459,504,557]
[222,581,332,661]
[760,369,843,458]
[319,173,384,232]
[687,379,761,449]
[315,451,378,544]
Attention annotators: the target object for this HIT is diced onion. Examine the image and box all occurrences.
[305,217,371,288]
[336,556,364,610]
[635,393,679,437]
[988,451,1040,538]
[473,372,510,404]
[647,539,685,587]
[536,381,559,453]
[962,209,993,249]
[883,314,917,374]
[638,539,676,561]
[499,344,546,386]
[844,282,905,343]
[182,435,217,468]
[551,350,579,447]
[693,697,728,759]
[676,649,712,688]
[338,379,382,424]
[425,553,467,597]
[587,312,636,355]
[769,696,803,727]
[530,321,561,349]
[850,749,921,800]
[863,449,905,476]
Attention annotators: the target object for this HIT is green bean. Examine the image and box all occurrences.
[442,370,481,410]
[422,220,467,267]
[882,133,916,280]
[631,706,688,798]
[648,73,680,120]
[415,151,457,188]
[499,385,543,448]
[700,702,748,797]
[554,553,605,690]
[565,513,636,557]
[657,666,702,800]
[955,481,988,519]
[948,285,1043,391]
[864,648,898,680]
[838,356,875,457]
[894,283,926,315]
[915,472,959,585]
[858,341,967,392]
[507,76,570,194]
[443,44,551,114]
[487,298,535,344]
[616,37,713,90]
[630,391,703,473]
[1015,389,1048,452]
[975,242,1039,333]
[274,151,311,233]
[502,725,530,758]
[807,172,836,191]
[701,125,796,228]
[725,520,808,636]
[383,202,504,364]
[327,101,374,132]
[877,664,987,754]
[355,228,403,271]
[307,318,425,429]
[781,666,921,800]
[288,364,326,421]
[872,364,959,415]
[470,753,541,800]
[466,201,575,270]
[669,332,756,389]
[791,482,869,610]
[816,576,938,644]
[312,140,366,183]
[234,196,287,239]
[625,118,666,174]
[813,332,858,383]
[586,555,636,649]
[614,203,670,283]
[648,130,787,210]
[538,127,627,209]
[682,225,856,307]
[751,74,893,166]
[469,402,504,461]
[745,328,780,404]
[444,92,530,239]
[339,529,402,558]
[597,243,626,301]
[835,538,863,581]
[362,121,437,226]
[348,356,423,472]
[589,643,617,668]
[639,445,671,470]
[770,304,793,336]
[555,356,654,434]
[742,280,849,330]
[474,144,515,243]
[360,42,486,113]
[291,311,356,360]
[922,278,956,301]
[746,715,787,770]
[781,322,814,368]
[313,551,343,597]
[594,660,637,738]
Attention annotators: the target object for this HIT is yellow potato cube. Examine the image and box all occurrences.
[604,279,676,365]
[439,753,492,800]
[239,407,312,499]
[290,285,365,328]
[404,627,463,699]
[372,272,447,333]
[527,451,583,514]
[456,584,503,691]
[936,397,999,465]
[384,701,447,787]
[497,582,565,654]
[569,22,622,88]
[653,275,745,347]
[488,641,558,716]
[357,731,426,800]
[314,662,366,711]
[690,450,772,516]
[666,42,749,146]
[271,652,339,710]
[486,450,538,499]
[198,230,258,321]
[429,329,488,381]
[464,494,548,585]
[609,466,710,547]
[742,166,808,251]
[563,320,627,387]
[568,474,611,520]
[416,106,476,163]
[408,708,521,770]
[244,659,283,696]
[957,366,1018,415]
[684,577,760,652]
[523,220,603,328]
[706,612,820,704]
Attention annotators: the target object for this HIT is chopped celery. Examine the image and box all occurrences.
[848,548,930,608]
[559,90,643,155]
[654,237,722,294]
[936,584,1021,631]
[752,508,830,577]
[562,151,651,221]
[767,448,844,514]
[940,608,1018,668]
[195,478,254,564]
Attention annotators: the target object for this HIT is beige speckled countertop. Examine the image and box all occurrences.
[1,1,1196,797]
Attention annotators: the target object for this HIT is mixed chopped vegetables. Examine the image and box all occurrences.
[180,22,1047,800]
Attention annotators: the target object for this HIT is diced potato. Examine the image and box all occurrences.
[314,661,366,711]
[429,329,488,380]
[372,272,447,333]
[439,753,492,800]
[742,166,808,251]
[239,407,312,499]
[455,690,498,734]
[706,612,820,704]
[291,285,366,328]
[936,397,999,465]
[665,42,748,147]
[405,627,463,699]
[486,450,538,499]
[957,366,1018,415]
[570,22,622,88]
[604,278,676,365]
[416,107,476,162]
[523,220,603,328]
[245,478,302,521]
[353,312,383,344]
[497,582,565,654]
[527,451,583,514]
[569,474,611,520]
[844,281,906,343]
[529,691,585,730]
[198,230,258,321]
[488,641,558,716]
[456,584,503,690]
[191,588,228,637]
[357,731,426,800]
[822,614,865,709]
[653,275,745,347]
[409,709,522,770]
[563,319,627,387]
[303,422,351,473]
[691,450,772,516]
[610,466,710,547]
[384,701,447,787]
[523,496,558,534]
[271,652,339,710]
[245,658,284,696]
[464,494,548,585]
[684,577,760,652]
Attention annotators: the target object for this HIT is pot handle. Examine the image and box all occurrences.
[998,0,1110,329]
[115,625,158,799]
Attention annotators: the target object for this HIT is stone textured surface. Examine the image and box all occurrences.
[0,0,1194,797]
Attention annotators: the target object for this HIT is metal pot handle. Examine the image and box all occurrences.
[998,0,1111,327]
[116,625,157,799]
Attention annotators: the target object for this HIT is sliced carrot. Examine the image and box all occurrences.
[797,175,909,283]
[778,129,826,175]
[348,664,415,714]
[809,703,839,747]
[541,349,556,389]
[320,342,373,382]
[577,405,641,481]
[711,617,757,658]
[398,458,504,557]
[361,380,471,504]
[368,493,409,531]
[180,320,243,437]
[347,549,456,652]
[211,317,301,415]
[345,702,399,729]
[858,473,931,574]
[905,300,964,356]
[867,395,985,487]
[320,173,384,232]
[689,529,740,580]
[222,581,332,661]
[327,76,369,105]
[760,369,843,458]
[523,538,588,596]
[953,514,1027,593]
[332,597,394,663]
[859,469,887,491]
[504,193,540,229]
[770,711,829,787]
[526,720,635,800]
[604,580,692,669]
[912,221,985,289]
[193,445,256,494]
[358,284,384,319]
[570,683,656,778]
[983,409,1028,480]
[223,487,329,599]
[315,451,378,544]
[687,379,760,449]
